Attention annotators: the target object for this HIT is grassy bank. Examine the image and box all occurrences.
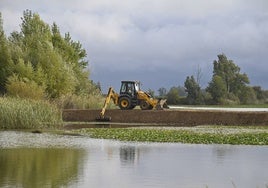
[0,97,62,129]
[72,126,268,145]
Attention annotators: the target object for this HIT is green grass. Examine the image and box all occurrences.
[0,97,63,129]
[72,126,268,145]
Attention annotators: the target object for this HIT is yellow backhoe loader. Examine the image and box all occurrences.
[97,81,169,121]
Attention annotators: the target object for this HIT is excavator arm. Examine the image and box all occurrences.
[97,87,119,121]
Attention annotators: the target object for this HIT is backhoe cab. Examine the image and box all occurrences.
[119,81,141,110]
[97,81,169,121]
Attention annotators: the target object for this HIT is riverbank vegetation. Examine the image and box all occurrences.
[0,10,104,129]
[72,126,268,145]
[0,97,62,129]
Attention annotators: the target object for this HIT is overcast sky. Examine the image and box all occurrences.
[1,0,268,92]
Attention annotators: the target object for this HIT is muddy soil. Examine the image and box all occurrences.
[63,109,268,127]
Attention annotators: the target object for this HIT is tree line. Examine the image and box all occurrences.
[154,54,268,105]
[1,10,267,106]
[0,10,100,101]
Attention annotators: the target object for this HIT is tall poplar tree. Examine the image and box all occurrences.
[206,54,250,104]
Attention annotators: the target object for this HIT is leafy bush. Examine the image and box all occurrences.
[6,75,46,100]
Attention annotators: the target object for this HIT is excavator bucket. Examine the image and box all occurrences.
[95,115,112,122]
[155,99,169,110]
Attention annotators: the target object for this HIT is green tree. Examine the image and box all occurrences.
[8,31,24,65]
[158,87,167,97]
[39,49,77,98]
[51,22,92,95]
[167,87,180,104]
[5,10,98,98]
[184,75,203,104]
[253,86,267,101]
[238,86,257,104]
[96,81,102,92]
[207,54,251,104]
[13,58,34,80]
[177,86,187,96]
[20,10,52,68]
[206,75,227,104]
[0,13,13,94]
[51,23,87,68]
[6,74,45,100]
[1,10,100,101]
[212,54,249,95]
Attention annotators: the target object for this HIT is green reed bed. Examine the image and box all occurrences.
[74,126,268,145]
[0,97,62,129]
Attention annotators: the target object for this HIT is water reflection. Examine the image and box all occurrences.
[0,148,86,188]
[0,131,268,188]
[120,146,139,165]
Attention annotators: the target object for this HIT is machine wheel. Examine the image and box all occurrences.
[119,97,131,110]
[140,100,152,110]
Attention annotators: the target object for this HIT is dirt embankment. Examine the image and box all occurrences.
[63,109,268,127]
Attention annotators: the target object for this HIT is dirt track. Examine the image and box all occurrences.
[63,109,268,127]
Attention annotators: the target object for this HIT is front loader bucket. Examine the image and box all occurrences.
[156,99,169,110]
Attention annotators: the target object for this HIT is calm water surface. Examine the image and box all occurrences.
[0,131,267,188]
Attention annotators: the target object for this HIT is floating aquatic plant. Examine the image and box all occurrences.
[73,126,268,145]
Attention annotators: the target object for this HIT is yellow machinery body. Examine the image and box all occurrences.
[98,81,168,120]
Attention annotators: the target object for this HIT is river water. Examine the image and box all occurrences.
[0,131,267,188]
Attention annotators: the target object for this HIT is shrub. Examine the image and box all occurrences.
[6,75,45,100]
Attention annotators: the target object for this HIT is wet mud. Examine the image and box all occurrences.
[63,109,268,128]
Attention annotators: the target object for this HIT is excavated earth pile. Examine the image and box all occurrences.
[63,109,268,127]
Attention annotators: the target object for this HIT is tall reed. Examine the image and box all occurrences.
[0,97,62,129]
